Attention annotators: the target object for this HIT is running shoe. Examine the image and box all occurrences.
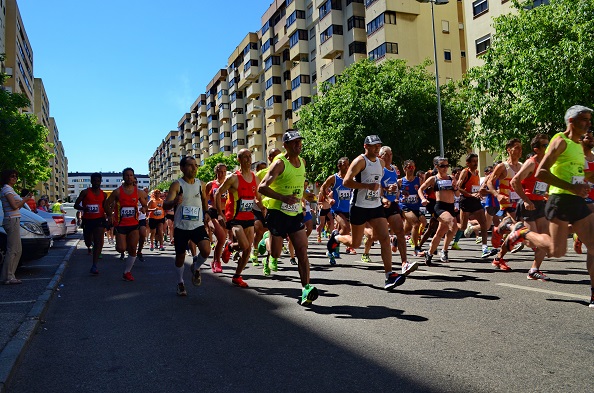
[464,224,474,238]
[270,257,278,272]
[290,257,297,265]
[90,265,99,275]
[332,250,341,259]
[424,253,433,267]
[232,275,249,288]
[191,264,202,286]
[475,237,482,244]
[401,261,419,276]
[510,243,525,254]
[491,229,503,249]
[222,242,232,263]
[250,254,260,267]
[384,272,406,290]
[496,216,514,234]
[123,272,134,281]
[492,257,512,271]
[590,298,594,309]
[282,245,289,254]
[317,234,322,243]
[150,244,154,251]
[300,284,319,306]
[505,227,529,250]
[409,237,415,248]
[232,251,240,261]
[414,246,422,256]
[439,250,449,263]
[361,254,371,263]
[211,260,223,273]
[263,256,271,277]
[119,253,125,261]
[527,270,550,281]
[137,253,145,262]
[326,229,339,253]
[573,233,583,254]
[176,282,187,296]
[481,248,498,259]
[451,243,461,251]
[159,246,165,251]
[346,247,357,255]
[329,255,336,266]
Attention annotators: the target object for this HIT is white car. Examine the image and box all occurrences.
[65,216,78,235]
[0,207,52,263]
[33,208,67,239]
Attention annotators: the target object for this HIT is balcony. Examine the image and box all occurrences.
[266,103,283,120]
[230,98,244,113]
[184,130,192,142]
[247,115,262,133]
[289,39,309,61]
[219,107,231,122]
[233,112,245,125]
[244,48,259,64]
[320,35,344,59]
[198,115,208,129]
[246,82,261,99]
[184,122,191,131]
[248,134,262,149]
[246,99,263,116]
[266,120,284,138]
[320,57,344,82]
[243,63,259,82]
[190,113,198,124]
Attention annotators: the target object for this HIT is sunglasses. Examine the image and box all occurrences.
[540,143,549,148]
[438,164,450,168]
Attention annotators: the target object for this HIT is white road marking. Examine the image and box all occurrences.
[20,277,52,281]
[0,300,36,305]
[497,283,589,301]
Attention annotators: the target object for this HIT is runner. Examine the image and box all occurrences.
[486,139,523,222]
[398,159,426,258]
[316,188,334,244]
[104,168,149,282]
[147,189,166,251]
[457,153,496,258]
[258,130,319,305]
[74,172,108,275]
[205,163,229,272]
[327,135,406,289]
[505,134,551,277]
[163,156,211,296]
[136,182,148,262]
[418,157,459,265]
[215,148,261,288]
[572,131,594,253]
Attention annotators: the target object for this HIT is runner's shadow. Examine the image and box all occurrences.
[546,298,591,307]
[403,288,500,301]
[305,304,428,322]
[411,274,490,283]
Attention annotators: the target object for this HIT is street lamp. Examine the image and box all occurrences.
[253,104,273,157]
[416,0,448,157]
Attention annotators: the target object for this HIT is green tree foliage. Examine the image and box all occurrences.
[154,180,173,192]
[296,59,468,182]
[460,0,594,154]
[196,152,238,183]
[0,62,53,189]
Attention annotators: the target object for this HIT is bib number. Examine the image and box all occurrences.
[86,204,99,214]
[365,189,380,201]
[281,202,299,213]
[120,207,135,218]
[239,199,254,212]
[404,195,418,204]
[471,185,480,193]
[437,179,453,190]
[338,190,350,200]
[181,206,201,221]
[532,181,548,196]
[572,176,585,184]
[509,191,520,202]
[154,209,163,216]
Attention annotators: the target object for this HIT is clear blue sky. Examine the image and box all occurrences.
[18,0,272,175]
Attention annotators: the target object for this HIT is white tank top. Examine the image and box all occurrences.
[137,201,146,220]
[174,178,204,230]
[352,154,383,208]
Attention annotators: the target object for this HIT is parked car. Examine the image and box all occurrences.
[0,207,52,263]
[65,216,78,235]
[62,203,82,226]
[32,207,67,239]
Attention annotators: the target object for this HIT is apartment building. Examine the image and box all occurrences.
[3,0,32,109]
[148,131,181,189]
[68,172,150,202]
[0,0,6,71]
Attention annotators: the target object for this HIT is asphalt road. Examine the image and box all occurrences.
[6,235,594,393]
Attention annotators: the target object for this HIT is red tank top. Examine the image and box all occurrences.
[209,180,227,209]
[521,156,547,201]
[116,186,139,227]
[584,158,594,200]
[225,171,257,221]
[82,188,106,219]
[461,168,480,194]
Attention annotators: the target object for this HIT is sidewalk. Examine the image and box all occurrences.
[0,235,80,393]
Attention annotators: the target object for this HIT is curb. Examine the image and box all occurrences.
[0,238,80,393]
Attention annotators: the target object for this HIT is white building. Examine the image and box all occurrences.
[68,172,150,202]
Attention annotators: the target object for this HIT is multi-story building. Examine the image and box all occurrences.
[3,0,33,110]
[148,131,181,189]
[68,172,150,202]
[0,0,6,71]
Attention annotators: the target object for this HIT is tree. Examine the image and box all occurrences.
[196,152,238,183]
[154,180,173,192]
[296,59,468,183]
[460,0,594,154]
[0,60,53,189]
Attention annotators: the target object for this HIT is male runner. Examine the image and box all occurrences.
[74,172,107,275]
[163,156,211,296]
[259,130,318,305]
[104,168,148,281]
[205,163,228,272]
[327,135,406,290]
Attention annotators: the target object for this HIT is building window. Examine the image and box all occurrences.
[441,20,449,33]
[320,25,343,44]
[368,42,398,61]
[366,11,396,36]
[287,10,306,28]
[444,50,452,61]
[244,60,258,71]
[349,41,366,56]
[292,96,312,111]
[291,75,311,90]
[289,29,309,48]
[348,16,365,31]
[365,0,378,8]
[266,76,282,90]
[347,0,364,4]
[461,51,466,58]
[264,55,281,70]
[472,0,488,17]
[475,34,490,55]
[319,0,342,20]
[266,95,282,107]
[261,39,272,54]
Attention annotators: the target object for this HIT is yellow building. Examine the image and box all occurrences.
[149,131,181,189]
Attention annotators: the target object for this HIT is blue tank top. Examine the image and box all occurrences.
[331,174,351,213]
[399,176,422,210]
[381,165,399,203]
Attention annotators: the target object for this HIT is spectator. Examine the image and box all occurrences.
[51,198,66,214]
[37,198,49,212]
[1,169,33,285]
[20,189,37,212]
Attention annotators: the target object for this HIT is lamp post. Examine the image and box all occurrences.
[253,104,273,159]
[416,0,448,157]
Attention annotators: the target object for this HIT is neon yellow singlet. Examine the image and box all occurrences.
[263,155,305,216]
[548,132,586,195]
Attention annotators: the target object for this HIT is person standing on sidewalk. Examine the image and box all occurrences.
[1,169,32,285]
[163,156,211,297]
[74,172,108,275]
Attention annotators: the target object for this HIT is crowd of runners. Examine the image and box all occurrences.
[73,105,594,308]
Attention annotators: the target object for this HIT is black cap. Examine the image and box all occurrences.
[282,130,304,143]
[364,135,382,145]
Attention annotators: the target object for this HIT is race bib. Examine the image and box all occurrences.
[338,190,350,200]
[437,179,453,190]
[572,176,585,184]
[509,191,520,202]
[154,209,163,216]
[365,189,380,201]
[86,204,99,214]
[120,206,136,218]
[239,199,254,212]
[532,181,548,196]
[471,185,480,193]
[181,205,201,221]
[280,202,299,213]
[385,183,398,196]
[404,195,418,204]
